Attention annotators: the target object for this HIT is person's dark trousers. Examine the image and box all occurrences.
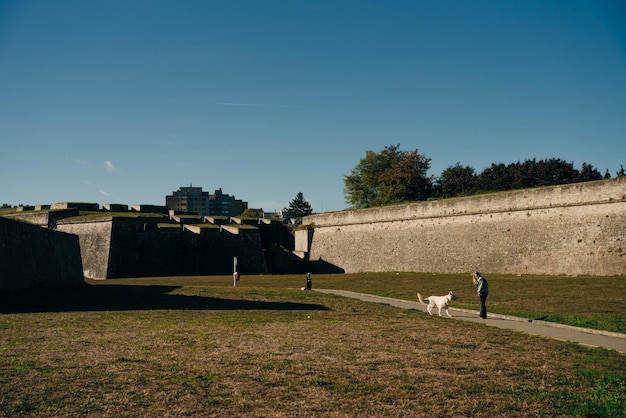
[479,294,488,318]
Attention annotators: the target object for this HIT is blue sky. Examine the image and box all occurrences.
[1,0,625,213]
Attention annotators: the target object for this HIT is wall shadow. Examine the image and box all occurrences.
[308,258,346,274]
[0,283,330,314]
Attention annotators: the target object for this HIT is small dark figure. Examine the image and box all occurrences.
[472,272,489,319]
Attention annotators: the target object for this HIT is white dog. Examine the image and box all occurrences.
[417,291,458,317]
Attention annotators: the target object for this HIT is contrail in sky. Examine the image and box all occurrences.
[66,156,90,165]
[80,180,113,197]
[216,102,295,108]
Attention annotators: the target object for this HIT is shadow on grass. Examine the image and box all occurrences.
[0,283,330,314]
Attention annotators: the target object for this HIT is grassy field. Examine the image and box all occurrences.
[0,273,624,417]
[105,272,626,333]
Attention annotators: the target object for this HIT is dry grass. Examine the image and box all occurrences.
[0,274,624,417]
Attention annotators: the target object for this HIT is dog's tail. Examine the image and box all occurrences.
[417,293,428,305]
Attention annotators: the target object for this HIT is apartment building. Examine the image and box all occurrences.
[166,186,247,217]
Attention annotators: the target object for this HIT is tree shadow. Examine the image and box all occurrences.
[0,283,330,314]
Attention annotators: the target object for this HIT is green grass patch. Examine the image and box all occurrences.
[63,211,167,221]
[157,222,180,228]
[101,272,626,332]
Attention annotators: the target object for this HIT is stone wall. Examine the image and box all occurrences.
[299,179,626,276]
[51,202,100,211]
[57,218,113,279]
[0,217,84,290]
[7,208,79,228]
[103,204,129,211]
[57,217,268,279]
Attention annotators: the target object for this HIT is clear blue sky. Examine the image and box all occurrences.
[1,0,625,213]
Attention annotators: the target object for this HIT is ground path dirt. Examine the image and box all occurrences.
[315,289,626,354]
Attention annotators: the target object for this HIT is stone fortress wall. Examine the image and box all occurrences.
[0,217,84,290]
[2,179,624,290]
[298,178,626,276]
[56,215,270,279]
[5,205,298,281]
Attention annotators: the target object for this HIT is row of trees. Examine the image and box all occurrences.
[436,159,606,198]
[344,144,624,209]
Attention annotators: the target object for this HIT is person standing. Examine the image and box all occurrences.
[472,272,489,319]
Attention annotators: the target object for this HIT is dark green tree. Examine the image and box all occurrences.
[474,158,597,194]
[577,163,602,182]
[534,158,578,185]
[435,163,477,197]
[344,144,432,208]
[617,165,626,178]
[284,192,313,218]
[476,163,513,192]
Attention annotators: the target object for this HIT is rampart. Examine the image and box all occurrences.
[7,208,79,228]
[51,202,100,211]
[0,217,84,290]
[2,202,303,281]
[298,179,626,276]
[56,216,268,279]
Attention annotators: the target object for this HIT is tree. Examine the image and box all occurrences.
[474,158,597,194]
[476,163,513,192]
[284,192,313,218]
[617,165,626,178]
[241,208,261,218]
[534,158,578,186]
[435,163,477,198]
[577,163,602,182]
[344,144,432,208]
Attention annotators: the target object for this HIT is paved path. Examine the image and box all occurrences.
[315,289,626,354]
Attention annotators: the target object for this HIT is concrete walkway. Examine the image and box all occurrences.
[315,289,626,354]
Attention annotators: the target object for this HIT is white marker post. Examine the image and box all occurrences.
[233,256,238,287]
